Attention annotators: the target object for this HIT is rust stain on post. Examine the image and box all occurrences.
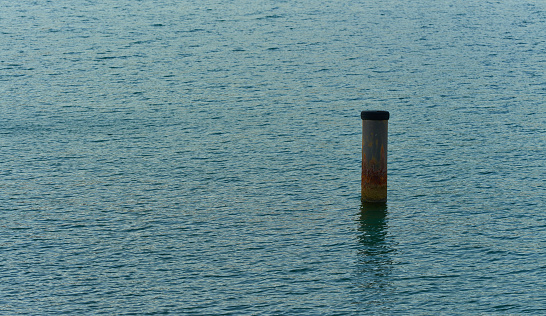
[361,111,389,203]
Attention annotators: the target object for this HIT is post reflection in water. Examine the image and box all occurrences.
[356,203,394,305]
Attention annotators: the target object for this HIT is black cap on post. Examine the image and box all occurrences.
[361,110,390,121]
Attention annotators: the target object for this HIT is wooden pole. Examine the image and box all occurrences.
[361,111,390,203]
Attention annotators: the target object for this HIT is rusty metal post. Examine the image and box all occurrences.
[361,111,389,203]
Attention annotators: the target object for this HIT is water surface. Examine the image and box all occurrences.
[1,0,545,314]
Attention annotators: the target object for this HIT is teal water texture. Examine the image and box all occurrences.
[1,0,545,314]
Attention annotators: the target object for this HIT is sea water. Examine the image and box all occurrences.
[1,0,545,314]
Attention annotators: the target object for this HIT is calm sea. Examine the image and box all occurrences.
[1,0,545,314]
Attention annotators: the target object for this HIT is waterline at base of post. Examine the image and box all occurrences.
[360,201,388,212]
[361,199,387,204]
[360,196,387,204]
[360,175,387,203]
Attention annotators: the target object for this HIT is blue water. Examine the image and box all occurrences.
[1,0,545,314]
